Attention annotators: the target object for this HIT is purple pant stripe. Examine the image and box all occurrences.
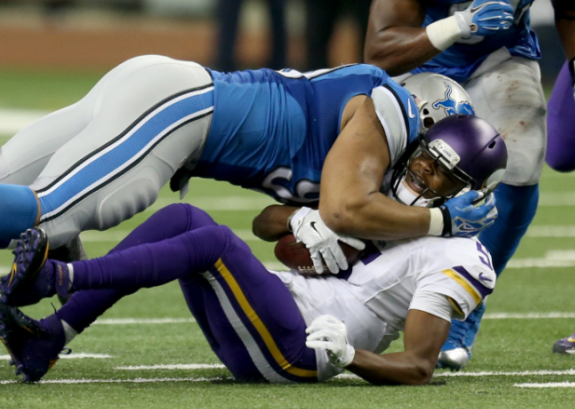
[453,266,492,299]
[207,235,317,379]
[178,276,264,381]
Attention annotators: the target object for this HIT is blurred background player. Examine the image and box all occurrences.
[363,0,546,369]
[305,0,371,70]
[216,0,287,71]
[544,0,575,354]
[0,115,505,384]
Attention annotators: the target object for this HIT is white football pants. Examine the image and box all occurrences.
[0,55,213,248]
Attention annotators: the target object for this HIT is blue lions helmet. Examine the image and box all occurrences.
[400,73,475,131]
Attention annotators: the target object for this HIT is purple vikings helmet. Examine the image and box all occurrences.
[390,115,508,207]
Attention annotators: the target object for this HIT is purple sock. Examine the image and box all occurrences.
[55,204,219,333]
[56,289,134,334]
[546,61,575,172]
[72,225,229,292]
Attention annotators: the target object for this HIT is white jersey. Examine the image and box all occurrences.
[271,235,496,381]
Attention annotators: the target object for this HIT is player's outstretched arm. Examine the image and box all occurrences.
[320,96,431,241]
[252,204,299,242]
[365,0,515,75]
[364,0,438,75]
[347,310,450,386]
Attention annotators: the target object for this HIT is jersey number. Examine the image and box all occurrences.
[476,242,493,271]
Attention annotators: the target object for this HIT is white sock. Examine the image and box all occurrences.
[60,320,78,345]
[66,263,74,290]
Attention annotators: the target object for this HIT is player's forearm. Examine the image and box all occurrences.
[364,27,441,76]
[320,192,430,241]
[252,205,299,242]
[347,349,434,386]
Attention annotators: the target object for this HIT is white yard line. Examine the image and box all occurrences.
[515,382,575,388]
[436,370,575,377]
[526,226,575,237]
[114,367,575,377]
[89,312,575,325]
[0,353,112,360]
[2,370,573,385]
[93,318,196,325]
[483,312,575,319]
[0,376,229,385]
[539,193,575,207]
[0,312,571,328]
[116,364,225,371]
[0,108,49,135]
[506,250,575,269]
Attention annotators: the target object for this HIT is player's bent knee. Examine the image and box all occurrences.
[467,61,546,186]
[545,127,575,172]
[96,177,160,231]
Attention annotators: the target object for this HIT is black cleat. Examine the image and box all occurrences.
[0,302,67,382]
[0,228,50,306]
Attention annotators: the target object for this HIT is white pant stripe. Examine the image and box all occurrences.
[201,271,292,384]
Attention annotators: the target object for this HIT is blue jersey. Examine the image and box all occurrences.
[191,65,419,205]
[414,0,540,82]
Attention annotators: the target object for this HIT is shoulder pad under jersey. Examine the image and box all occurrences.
[371,84,419,166]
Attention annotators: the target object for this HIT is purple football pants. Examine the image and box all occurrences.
[55,204,317,383]
[546,61,575,172]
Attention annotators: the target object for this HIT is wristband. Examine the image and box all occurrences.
[428,207,444,236]
[425,15,464,51]
[288,207,312,233]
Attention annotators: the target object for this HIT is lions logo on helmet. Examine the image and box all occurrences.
[432,84,474,117]
[401,73,475,130]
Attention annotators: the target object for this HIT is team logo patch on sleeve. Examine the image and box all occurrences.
[442,266,495,304]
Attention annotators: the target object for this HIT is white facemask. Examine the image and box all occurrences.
[387,176,433,207]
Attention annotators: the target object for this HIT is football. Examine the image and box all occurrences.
[274,233,363,274]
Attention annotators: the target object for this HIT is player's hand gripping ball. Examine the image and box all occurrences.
[274,234,363,275]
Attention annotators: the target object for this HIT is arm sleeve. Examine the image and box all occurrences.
[409,290,462,323]
[370,85,418,166]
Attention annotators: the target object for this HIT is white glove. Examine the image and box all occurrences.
[289,207,365,274]
[305,315,355,368]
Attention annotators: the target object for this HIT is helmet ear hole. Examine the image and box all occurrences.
[423,117,435,128]
[423,109,429,115]
[488,141,496,149]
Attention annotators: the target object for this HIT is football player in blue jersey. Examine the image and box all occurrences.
[545,0,575,355]
[0,115,506,384]
[0,55,493,271]
[364,0,546,369]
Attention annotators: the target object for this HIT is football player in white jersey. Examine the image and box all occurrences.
[364,0,546,369]
[0,115,505,384]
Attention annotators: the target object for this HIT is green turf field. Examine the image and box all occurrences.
[0,70,574,408]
